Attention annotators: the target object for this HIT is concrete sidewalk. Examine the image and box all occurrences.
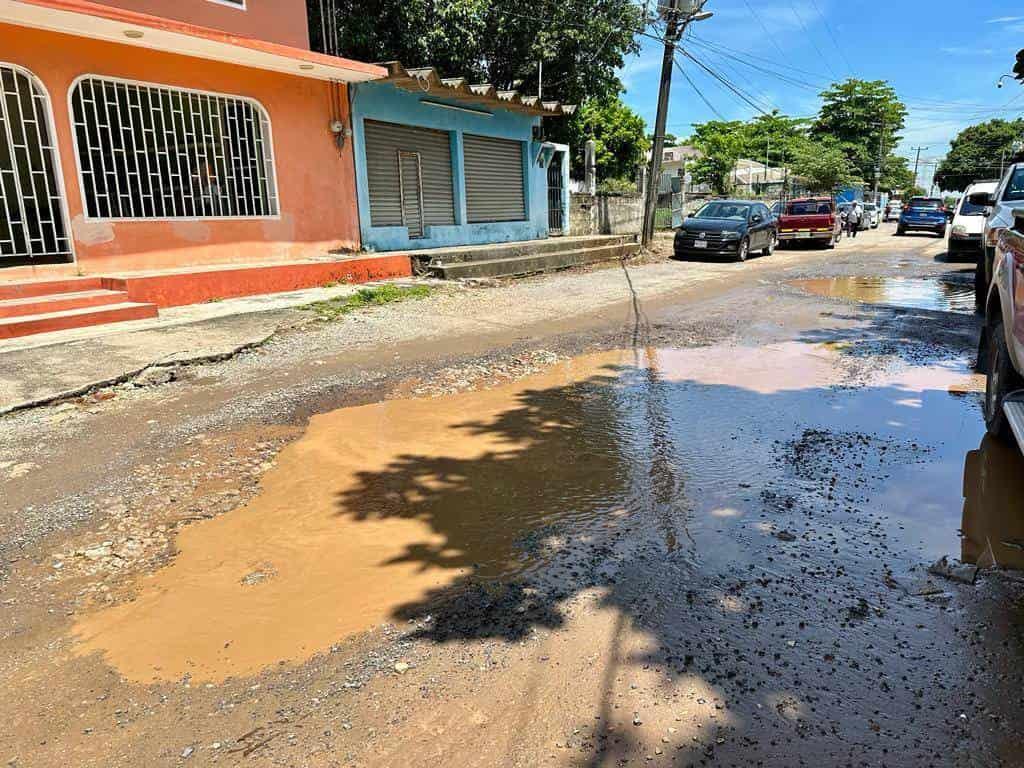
[0,281,418,414]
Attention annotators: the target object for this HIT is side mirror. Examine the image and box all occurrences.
[751,213,763,223]
[968,192,996,207]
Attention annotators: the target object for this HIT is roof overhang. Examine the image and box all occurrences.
[1,0,386,83]
[378,61,576,118]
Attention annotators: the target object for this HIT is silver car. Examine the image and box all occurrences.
[863,203,881,228]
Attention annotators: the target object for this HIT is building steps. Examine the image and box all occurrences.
[430,240,640,280]
[0,277,103,301]
[0,289,134,319]
[0,301,159,340]
[418,235,637,268]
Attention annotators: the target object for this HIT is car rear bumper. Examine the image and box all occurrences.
[778,230,832,241]
[900,221,946,231]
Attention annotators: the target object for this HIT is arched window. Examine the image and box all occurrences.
[70,76,279,220]
[0,63,72,265]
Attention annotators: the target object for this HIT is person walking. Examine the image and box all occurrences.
[846,201,862,238]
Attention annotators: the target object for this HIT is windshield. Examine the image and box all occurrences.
[694,202,751,220]
[1004,168,1024,202]
[787,201,831,215]
[958,195,989,216]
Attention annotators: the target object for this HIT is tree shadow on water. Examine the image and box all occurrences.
[332,353,1011,764]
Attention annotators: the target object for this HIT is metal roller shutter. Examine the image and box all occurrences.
[463,134,526,223]
[364,120,455,228]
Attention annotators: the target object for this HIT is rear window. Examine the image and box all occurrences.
[787,201,832,215]
[1004,167,1024,202]
[958,196,988,216]
[908,198,942,209]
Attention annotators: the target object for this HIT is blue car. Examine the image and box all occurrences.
[897,197,948,238]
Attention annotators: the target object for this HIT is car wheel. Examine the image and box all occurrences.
[985,318,1023,441]
[762,232,776,256]
[896,226,905,236]
[938,227,947,238]
[736,237,749,262]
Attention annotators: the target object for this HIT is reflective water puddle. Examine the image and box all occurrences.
[73,342,1002,683]
[794,276,975,313]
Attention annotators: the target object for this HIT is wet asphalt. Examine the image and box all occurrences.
[1,224,1023,767]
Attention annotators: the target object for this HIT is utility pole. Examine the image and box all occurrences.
[641,0,713,247]
[911,146,928,189]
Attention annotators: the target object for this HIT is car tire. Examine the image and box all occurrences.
[762,232,776,256]
[736,237,749,262]
[938,227,947,239]
[984,318,1023,441]
[896,226,905,236]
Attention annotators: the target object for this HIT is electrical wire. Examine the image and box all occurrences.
[674,56,725,120]
[786,0,840,80]
[806,0,855,75]
[678,49,773,116]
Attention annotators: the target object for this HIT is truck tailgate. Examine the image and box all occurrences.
[779,214,833,230]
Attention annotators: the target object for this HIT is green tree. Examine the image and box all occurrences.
[812,79,908,187]
[934,119,1024,191]
[739,112,810,167]
[789,137,860,192]
[566,96,649,181]
[689,120,746,194]
[308,0,641,108]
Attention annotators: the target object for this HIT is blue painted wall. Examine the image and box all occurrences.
[350,81,569,251]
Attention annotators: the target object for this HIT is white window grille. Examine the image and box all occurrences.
[0,63,72,264]
[70,76,279,220]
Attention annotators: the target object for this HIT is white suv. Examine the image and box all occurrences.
[970,163,1024,310]
[950,180,998,258]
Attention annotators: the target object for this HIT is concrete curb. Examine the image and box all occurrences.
[0,324,293,418]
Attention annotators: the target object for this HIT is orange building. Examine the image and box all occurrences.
[0,0,413,328]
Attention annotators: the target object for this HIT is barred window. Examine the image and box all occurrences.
[70,77,278,220]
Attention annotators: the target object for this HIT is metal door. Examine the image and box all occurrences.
[398,151,424,239]
[463,134,526,223]
[547,152,564,235]
[0,63,72,266]
[363,120,454,228]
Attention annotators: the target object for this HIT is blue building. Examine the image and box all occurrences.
[350,63,573,252]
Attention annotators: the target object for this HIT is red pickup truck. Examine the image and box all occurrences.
[777,197,841,249]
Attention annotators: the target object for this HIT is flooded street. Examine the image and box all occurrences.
[3,226,1024,766]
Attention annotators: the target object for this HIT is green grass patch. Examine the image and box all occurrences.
[303,284,432,320]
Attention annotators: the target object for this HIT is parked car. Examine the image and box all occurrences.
[776,197,840,249]
[884,199,903,222]
[980,206,1024,446]
[837,202,870,230]
[896,197,947,237]
[969,162,1024,310]
[673,200,777,262]
[948,180,998,259]
[863,202,880,228]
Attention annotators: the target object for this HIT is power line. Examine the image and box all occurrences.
[741,0,790,63]
[674,56,725,120]
[786,0,840,80]
[806,0,855,75]
[678,49,773,116]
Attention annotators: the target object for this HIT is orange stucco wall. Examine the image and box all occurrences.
[0,22,359,281]
[90,0,310,49]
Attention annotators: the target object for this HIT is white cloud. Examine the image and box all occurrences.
[939,46,995,56]
[985,15,1024,23]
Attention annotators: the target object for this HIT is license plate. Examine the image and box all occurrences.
[694,241,707,249]
[797,231,811,239]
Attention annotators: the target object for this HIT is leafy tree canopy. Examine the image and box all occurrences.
[688,120,747,194]
[566,96,650,181]
[812,79,908,187]
[309,0,641,108]
[789,136,860,193]
[934,119,1024,191]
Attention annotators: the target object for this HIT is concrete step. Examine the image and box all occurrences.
[430,242,640,280]
[0,289,132,319]
[0,302,159,340]
[0,277,103,301]
[421,235,637,266]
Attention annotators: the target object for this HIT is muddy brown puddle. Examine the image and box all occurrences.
[72,340,1019,684]
[794,275,976,313]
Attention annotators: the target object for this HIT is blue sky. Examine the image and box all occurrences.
[618,0,1024,190]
